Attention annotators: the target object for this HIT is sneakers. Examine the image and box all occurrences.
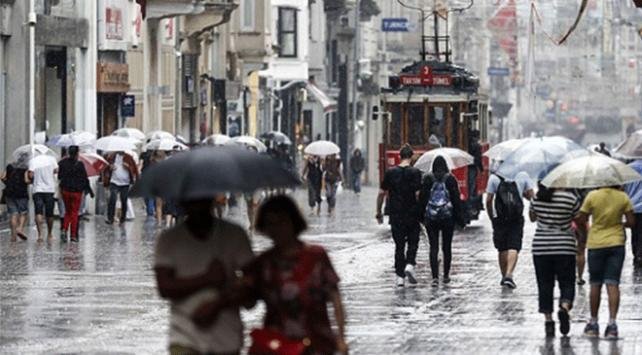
[60,231,68,243]
[396,277,405,287]
[431,278,439,286]
[405,265,417,285]
[583,322,599,338]
[558,308,570,336]
[503,277,517,289]
[577,278,586,286]
[604,323,618,339]
[545,321,555,338]
[443,276,451,284]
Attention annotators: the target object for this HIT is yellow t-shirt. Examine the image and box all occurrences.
[580,188,633,249]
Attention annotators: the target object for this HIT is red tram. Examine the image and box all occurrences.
[378,60,491,221]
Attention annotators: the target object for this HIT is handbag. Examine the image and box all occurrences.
[249,328,308,355]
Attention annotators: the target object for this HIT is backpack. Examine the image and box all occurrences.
[426,176,453,222]
[495,177,524,221]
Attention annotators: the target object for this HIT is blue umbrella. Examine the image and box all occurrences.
[625,160,642,213]
[496,136,589,181]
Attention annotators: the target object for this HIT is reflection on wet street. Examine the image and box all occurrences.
[2,187,641,354]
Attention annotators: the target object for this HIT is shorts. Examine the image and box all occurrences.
[33,193,55,217]
[6,197,28,215]
[492,217,524,252]
[588,246,625,285]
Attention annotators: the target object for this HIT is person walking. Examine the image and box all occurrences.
[139,148,156,217]
[1,154,30,241]
[302,155,323,215]
[193,196,348,355]
[577,186,634,339]
[26,163,58,241]
[529,183,581,338]
[154,199,254,355]
[103,151,139,225]
[350,149,365,194]
[419,156,463,285]
[58,146,93,242]
[624,162,642,267]
[323,154,343,216]
[376,144,423,287]
[467,130,483,210]
[486,171,534,289]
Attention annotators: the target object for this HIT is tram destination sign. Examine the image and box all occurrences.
[382,18,410,32]
[399,65,453,87]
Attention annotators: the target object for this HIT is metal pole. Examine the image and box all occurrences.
[421,10,426,61]
[28,0,36,147]
[433,7,439,61]
[350,0,360,175]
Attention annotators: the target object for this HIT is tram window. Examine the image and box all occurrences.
[408,105,427,146]
[388,105,402,147]
[429,106,446,146]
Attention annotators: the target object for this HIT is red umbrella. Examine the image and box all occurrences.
[79,153,109,177]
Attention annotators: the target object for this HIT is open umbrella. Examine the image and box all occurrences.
[78,153,108,177]
[48,131,96,148]
[147,130,175,141]
[414,148,474,173]
[131,146,300,200]
[12,144,57,162]
[112,128,146,142]
[228,136,268,152]
[613,130,642,159]
[304,140,340,156]
[484,138,533,161]
[542,155,642,189]
[625,160,642,213]
[260,131,292,146]
[95,136,138,152]
[145,138,189,152]
[202,134,231,146]
[27,155,58,171]
[175,135,189,145]
[496,136,589,180]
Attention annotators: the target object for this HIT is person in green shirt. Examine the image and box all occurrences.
[577,186,635,339]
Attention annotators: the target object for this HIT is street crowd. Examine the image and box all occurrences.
[3,130,642,354]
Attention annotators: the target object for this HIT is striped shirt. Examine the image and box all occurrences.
[530,190,581,256]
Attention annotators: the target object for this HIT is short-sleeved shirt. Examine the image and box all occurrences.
[110,154,131,186]
[31,166,57,194]
[381,165,422,222]
[3,165,28,198]
[486,172,534,218]
[154,219,254,353]
[530,190,581,256]
[580,188,633,249]
[243,244,340,355]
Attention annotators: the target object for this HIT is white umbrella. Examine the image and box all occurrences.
[175,135,189,145]
[147,130,175,141]
[145,138,189,152]
[228,136,268,152]
[304,140,340,156]
[202,134,231,146]
[48,131,96,148]
[541,155,642,189]
[484,138,533,161]
[28,155,58,171]
[96,136,138,152]
[12,144,57,161]
[414,148,474,173]
[112,128,146,142]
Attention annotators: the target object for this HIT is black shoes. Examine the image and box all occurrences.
[545,321,555,338]
[503,277,516,289]
[558,308,570,336]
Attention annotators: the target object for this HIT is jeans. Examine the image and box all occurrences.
[145,197,156,216]
[426,220,455,278]
[61,190,83,238]
[632,213,642,262]
[108,184,130,222]
[391,220,420,278]
[468,167,478,200]
[307,182,321,208]
[325,182,337,209]
[588,246,625,285]
[533,254,576,314]
[352,172,362,193]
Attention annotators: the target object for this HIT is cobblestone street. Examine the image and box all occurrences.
[1,187,642,354]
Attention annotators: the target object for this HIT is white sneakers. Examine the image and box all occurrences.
[396,276,405,287]
[405,264,418,285]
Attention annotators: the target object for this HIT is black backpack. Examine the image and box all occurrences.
[495,176,524,222]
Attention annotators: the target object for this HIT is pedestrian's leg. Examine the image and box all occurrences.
[119,186,128,223]
[498,251,508,277]
[442,223,455,278]
[9,213,18,241]
[17,212,27,236]
[307,185,315,210]
[533,256,555,316]
[606,285,620,322]
[590,285,602,321]
[46,217,54,240]
[68,192,82,240]
[557,255,576,310]
[61,191,72,236]
[505,250,519,278]
[35,214,44,240]
[577,246,586,283]
[107,184,117,223]
[391,223,406,278]
[427,225,440,280]
[405,223,420,267]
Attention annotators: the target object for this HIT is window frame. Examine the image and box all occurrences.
[240,0,256,32]
[277,7,298,58]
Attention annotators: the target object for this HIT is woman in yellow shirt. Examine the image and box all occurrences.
[577,186,635,339]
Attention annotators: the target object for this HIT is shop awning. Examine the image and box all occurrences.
[306,82,337,113]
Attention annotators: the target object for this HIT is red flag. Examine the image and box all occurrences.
[488,0,517,65]
[136,0,146,19]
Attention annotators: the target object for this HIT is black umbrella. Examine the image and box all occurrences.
[130,146,300,200]
[260,131,292,146]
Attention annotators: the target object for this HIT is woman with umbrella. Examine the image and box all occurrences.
[302,154,323,216]
[323,154,343,216]
[1,153,30,241]
[58,146,93,242]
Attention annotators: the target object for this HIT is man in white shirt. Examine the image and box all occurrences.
[26,165,58,241]
[154,199,254,354]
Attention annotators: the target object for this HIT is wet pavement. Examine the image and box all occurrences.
[1,187,642,354]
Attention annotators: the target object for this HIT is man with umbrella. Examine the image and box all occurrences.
[102,151,139,225]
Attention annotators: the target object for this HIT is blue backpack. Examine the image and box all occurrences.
[426,176,453,222]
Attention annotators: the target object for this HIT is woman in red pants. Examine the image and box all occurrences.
[57,146,93,242]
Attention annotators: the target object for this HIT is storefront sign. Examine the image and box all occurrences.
[97,62,130,93]
[121,95,135,117]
